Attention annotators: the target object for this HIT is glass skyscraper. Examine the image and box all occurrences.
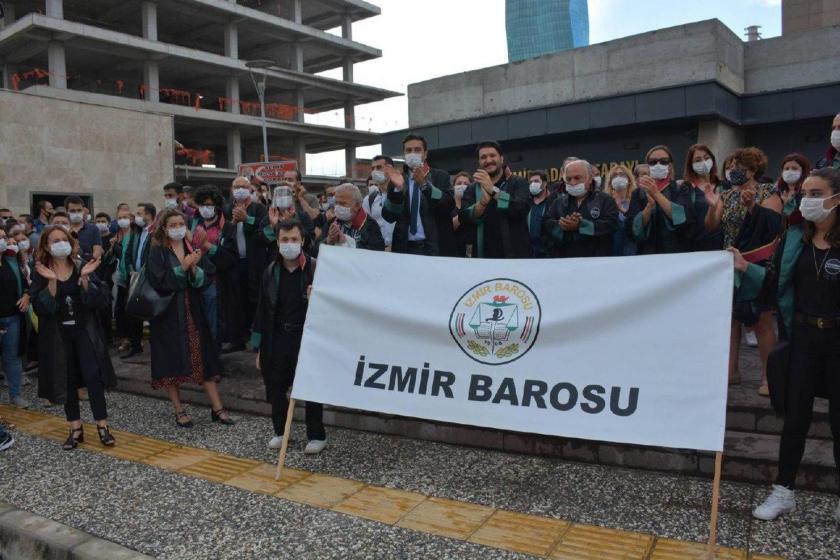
[506,0,590,62]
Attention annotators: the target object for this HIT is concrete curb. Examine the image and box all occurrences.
[0,502,154,560]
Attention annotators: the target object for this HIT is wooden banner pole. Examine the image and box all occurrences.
[706,451,723,559]
[274,397,296,480]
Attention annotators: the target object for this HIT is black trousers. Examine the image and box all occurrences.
[114,285,129,339]
[777,323,840,490]
[126,315,143,352]
[264,330,325,440]
[98,294,113,345]
[62,326,108,422]
[237,259,257,332]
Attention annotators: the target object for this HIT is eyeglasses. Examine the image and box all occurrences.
[647,158,671,166]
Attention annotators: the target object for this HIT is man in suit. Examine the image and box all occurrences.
[121,202,156,359]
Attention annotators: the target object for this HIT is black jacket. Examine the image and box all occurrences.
[459,174,532,258]
[625,180,695,255]
[223,199,268,298]
[318,211,385,251]
[382,172,456,256]
[542,191,619,258]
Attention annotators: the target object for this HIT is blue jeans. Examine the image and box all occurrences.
[0,315,24,399]
[202,281,218,341]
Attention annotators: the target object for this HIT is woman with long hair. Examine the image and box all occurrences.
[682,143,723,251]
[732,168,840,522]
[29,225,116,450]
[775,153,812,227]
[605,164,637,255]
[146,208,234,427]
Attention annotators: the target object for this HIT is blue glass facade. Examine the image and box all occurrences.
[506,0,589,62]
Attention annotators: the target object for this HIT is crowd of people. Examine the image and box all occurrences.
[0,112,839,524]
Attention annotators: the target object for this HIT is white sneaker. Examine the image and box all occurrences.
[267,436,284,449]
[753,485,796,520]
[11,396,30,409]
[304,439,327,455]
[745,330,758,347]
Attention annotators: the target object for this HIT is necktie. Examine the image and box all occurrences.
[409,182,419,235]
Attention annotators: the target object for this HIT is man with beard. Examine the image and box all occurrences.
[459,141,531,258]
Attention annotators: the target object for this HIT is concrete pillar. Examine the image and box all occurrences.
[226,76,240,114]
[46,0,63,19]
[224,22,238,59]
[292,42,304,72]
[141,1,157,41]
[1,3,16,29]
[344,100,355,129]
[294,89,305,123]
[227,129,242,169]
[345,143,355,177]
[697,120,744,164]
[293,138,306,173]
[292,0,303,24]
[341,13,352,40]
[47,42,67,88]
[143,60,159,101]
[342,57,353,83]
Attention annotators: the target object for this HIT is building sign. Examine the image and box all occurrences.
[238,161,298,183]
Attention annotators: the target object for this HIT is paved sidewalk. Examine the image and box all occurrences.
[0,385,835,559]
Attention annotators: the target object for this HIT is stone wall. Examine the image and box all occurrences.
[0,90,173,215]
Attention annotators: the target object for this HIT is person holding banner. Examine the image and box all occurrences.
[253,218,326,453]
[459,141,532,259]
[320,184,384,251]
[146,209,234,428]
[733,167,840,522]
[542,159,619,258]
[625,145,695,255]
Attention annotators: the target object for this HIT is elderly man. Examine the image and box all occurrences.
[320,183,384,251]
[224,176,268,333]
[542,159,619,258]
[459,141,531,258]
[817,112,840,170]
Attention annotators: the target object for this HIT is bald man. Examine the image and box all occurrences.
[817,113,840,171]
[224,176,268,334]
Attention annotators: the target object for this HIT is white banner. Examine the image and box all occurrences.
[293,246,733,452]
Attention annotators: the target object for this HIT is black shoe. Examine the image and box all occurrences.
[63,427,84,451]
[120,348,142,360]
[175,410,193,428]
[220,342,245,354]
[97,425,116,447]
[211,408,235,425]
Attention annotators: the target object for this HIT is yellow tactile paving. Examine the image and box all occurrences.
[333,486,427,524]
[651,538,747,559]
[0,405,786,560]
[468,510,570,557]
[277,473,366,508]
[550,524,654,559]
[397,496,495,539]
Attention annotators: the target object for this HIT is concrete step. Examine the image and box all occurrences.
[726,379,831,440]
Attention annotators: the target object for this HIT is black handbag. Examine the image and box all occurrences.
[125,269,173,321]
[767,340,790,416]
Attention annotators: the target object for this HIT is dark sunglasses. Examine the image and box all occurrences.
[647,158,671,166]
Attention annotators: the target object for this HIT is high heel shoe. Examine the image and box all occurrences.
[97,425,116,447]
[211,408,235,426]
[63,427,84,451]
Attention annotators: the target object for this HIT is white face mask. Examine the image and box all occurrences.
[5,244,18,255]
[800,195,839,224]
[692,159,713,176]
[566,183,587,198]
[164,198,178,209]
[782,169,802,185]
[18,239,30,252]
[0,239,6,253]
[49,240,72,258]
[454,184,467,197]
[371,170,387,185]
[404,153,423,169]
[233,188,251,202]
[831,130,840,150]
[611,176,629,190]
[334,205,354,222]
[96,222,110,234]
[134,216,146,227]
[278,242,301,260]
[69,211,84,224]
[529,182,543,196]
[167,226,187,240]
[199,205,216,219]
[117,218,131,229]
[593,176,602,190]
[650,164,670,180]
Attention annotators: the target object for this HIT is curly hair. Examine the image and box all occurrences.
[192,184,224,208]
[733,147,769,178]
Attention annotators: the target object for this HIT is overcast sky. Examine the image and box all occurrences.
[305,0,783,175]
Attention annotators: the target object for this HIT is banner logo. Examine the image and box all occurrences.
[449,278,541,365]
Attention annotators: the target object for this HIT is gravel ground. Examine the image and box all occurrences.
[1,383,839,559]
